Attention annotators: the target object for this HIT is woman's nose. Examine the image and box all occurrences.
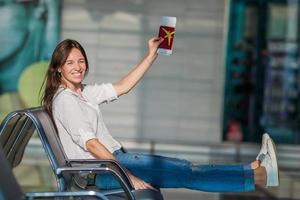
[74,62,82,70]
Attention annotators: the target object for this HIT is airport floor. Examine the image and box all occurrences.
[161,171,300,200]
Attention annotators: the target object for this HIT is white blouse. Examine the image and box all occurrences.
[52,83,122,159]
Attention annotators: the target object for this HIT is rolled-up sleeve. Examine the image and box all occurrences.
[83,83,118,105]
[54,95,97,151]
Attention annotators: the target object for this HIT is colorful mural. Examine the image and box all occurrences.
[0,0,61,120]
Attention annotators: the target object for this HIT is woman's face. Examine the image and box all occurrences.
[59,48,87,90]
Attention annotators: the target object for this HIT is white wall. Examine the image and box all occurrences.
[61,0,226,143]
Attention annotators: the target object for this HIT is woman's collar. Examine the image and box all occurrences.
[59,85,86,100]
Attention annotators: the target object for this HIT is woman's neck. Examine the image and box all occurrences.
[61,83,82,95]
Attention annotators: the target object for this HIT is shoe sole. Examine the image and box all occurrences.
[267,138,279,187]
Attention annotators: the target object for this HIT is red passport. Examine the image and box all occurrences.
[158,26,176,50]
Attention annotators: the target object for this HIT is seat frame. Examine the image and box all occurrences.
[0,107,163,200]
[0,142,109,200]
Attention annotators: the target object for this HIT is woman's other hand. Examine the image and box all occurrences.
[128,173,157,191]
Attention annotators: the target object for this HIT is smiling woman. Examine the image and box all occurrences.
[41,38,279,193]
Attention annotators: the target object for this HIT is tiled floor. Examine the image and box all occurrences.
[161,171,300,200]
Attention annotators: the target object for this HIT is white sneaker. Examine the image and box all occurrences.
[261,138,279,187]
[256,133,270,161]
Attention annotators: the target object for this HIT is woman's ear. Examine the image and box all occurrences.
[57,68,61,73]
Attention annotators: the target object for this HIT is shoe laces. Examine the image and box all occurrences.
[257,153,266,162]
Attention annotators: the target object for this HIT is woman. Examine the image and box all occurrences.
[41,37,279,192]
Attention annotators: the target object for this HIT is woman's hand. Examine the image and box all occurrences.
[128,173,157,191]
[147,37,164,58]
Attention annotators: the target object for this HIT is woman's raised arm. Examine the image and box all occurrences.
[113,37,163,96]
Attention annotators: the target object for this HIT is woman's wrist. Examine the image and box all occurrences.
[145,52,157,64]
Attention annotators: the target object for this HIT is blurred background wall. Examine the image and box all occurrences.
[3,0,300,146]
[0,0,226,144]
[61,0,226,144]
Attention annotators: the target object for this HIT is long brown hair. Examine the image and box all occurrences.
[41,39,89,118]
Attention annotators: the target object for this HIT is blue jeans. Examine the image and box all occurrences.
[95,149,255,192]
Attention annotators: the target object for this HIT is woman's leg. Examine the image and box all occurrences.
[96,150,256,192]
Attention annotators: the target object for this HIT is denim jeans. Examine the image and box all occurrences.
[95,149,255,192]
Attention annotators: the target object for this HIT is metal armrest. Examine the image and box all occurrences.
[67,159,133,189]
[25,190,109,200]
[68,159,126,172]
[56,166,135,200]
